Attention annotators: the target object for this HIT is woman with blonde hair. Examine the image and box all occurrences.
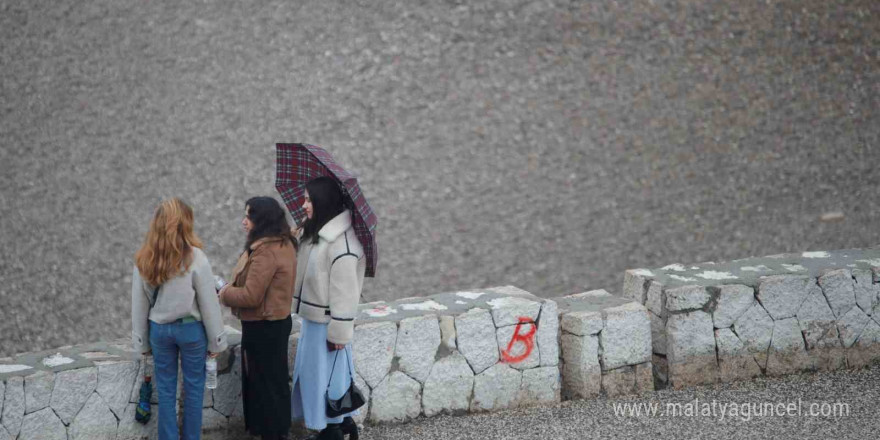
[131,198,227,440]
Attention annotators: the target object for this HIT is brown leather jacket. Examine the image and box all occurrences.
[221,236,296,321]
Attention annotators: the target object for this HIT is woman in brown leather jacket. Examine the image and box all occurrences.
[220,196,296,440]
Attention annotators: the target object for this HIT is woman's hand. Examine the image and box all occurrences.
[217,285,229,305]
[326,341,345,351]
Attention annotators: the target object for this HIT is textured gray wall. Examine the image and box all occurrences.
[0,0,877,356]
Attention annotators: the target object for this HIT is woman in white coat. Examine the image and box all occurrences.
[291,177,365,440]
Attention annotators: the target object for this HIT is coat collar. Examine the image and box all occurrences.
[318,210,352,242]
[249,236,284,250]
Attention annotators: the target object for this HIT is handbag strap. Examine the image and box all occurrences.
[141,285,160,381]
[149,285,161,309]
[326,347,355,391]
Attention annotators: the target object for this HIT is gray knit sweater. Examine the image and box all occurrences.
[131,247,228,353]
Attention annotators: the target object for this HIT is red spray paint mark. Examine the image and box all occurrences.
[500,317,537,363]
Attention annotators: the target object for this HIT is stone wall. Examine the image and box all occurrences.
[20,245,880,439]
[623,248,880,389]
[555,290,653,399]
[7,248,880,438]
[339,286,561,424]
[0,333,245,440]
[0,285,657,438]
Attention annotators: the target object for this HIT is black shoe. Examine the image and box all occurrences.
[318,424,344,440]
[341,417,359,440]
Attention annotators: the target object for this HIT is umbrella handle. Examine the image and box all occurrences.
[142,354,153,381]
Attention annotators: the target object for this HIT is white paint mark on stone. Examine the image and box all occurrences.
[847,264,857,268]
[782,264,807,272]
[399,300,448,311]
[487,297,516,309]
[631,269,655,277]
[455,301,467,305]
[695,271,738,280]
[857,259,880,267]
[455,291,485,300]
[669,275,697,282]
[80,352,118,359]
[803,251,830,258]
[0,365,32,374]
[41,354,75,368]
[741,265,771,272]
[661,264,686,272]
[691,266,700,270]
[363,304,397,317]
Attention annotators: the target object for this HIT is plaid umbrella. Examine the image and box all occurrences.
[275,143,378,277]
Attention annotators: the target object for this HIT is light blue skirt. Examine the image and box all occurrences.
[291,318,359,430]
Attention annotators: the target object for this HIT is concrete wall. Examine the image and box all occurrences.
[624,248,880,389]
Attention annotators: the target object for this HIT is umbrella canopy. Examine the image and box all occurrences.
[275,143,378,277]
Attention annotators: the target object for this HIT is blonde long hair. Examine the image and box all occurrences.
[135,198,203,286]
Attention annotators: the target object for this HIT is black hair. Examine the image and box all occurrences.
[301,176,346,245]
[244,196,296,251]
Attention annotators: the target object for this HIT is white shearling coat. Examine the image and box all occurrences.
[292,210,366,344]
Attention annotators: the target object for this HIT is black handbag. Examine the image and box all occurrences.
[325,348,366,418]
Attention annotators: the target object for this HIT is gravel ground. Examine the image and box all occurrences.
[1,0,878,356]
[358,365,880,440]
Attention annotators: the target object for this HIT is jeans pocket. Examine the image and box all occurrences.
[178,322,208,350]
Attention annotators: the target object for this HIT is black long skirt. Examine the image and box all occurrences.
[241,315,292,437]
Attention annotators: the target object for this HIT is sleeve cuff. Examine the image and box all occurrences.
[327,319,354,345]
[207,330,229,353]
[132,331,150,354]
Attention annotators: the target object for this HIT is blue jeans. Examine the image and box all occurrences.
[149,320,208,440]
